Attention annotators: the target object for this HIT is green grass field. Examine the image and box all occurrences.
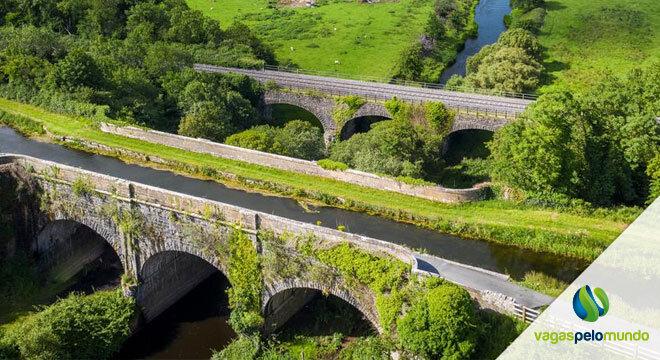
[539,0,660,91]
[186,0,434,77]
[0,98,634,262]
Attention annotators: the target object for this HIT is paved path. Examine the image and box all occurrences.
[194,64,534,116]
[416,253,554,309]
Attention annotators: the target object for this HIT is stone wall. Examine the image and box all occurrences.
[99,123,487,203]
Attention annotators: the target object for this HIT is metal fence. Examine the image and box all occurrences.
[263,64,539,101]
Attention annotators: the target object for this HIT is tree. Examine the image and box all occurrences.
[397,283,477,359]
[52,48,103,91]
[178,101,236,142]
[465,46,543,93]
[330,120,425,178]
[392,43,424,81]
[125,1,170,42]
[489,65,660,205]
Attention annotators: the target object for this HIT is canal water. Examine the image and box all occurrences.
[439,0,512,83]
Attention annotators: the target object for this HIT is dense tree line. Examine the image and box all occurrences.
[0,0,273,132]
[489,64,660,206]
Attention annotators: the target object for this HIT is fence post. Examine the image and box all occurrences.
[522,307,527,323]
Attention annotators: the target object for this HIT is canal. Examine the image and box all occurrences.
[439,0,511,83]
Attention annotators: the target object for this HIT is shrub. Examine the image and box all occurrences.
[226,120,326,160]
[510,7,546,34]
[647,153,660,204]
[397,283,477,359]
[178,101,237,142]
[317,159,349,171]
[472,312,527,359]
[2,290,136,360]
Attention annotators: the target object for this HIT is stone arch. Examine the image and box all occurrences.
[449,114,508,134]
[339,115,391,141]
[35,217,126,282]
[442,128,494,162]
[262,279,380,334]
[262,90,337,136]
[338,102,391,140]
[138,250,229,322]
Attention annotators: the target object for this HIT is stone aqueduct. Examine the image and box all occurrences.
[2,154,425,332]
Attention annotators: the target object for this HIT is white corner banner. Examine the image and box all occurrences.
[499,198,660,360]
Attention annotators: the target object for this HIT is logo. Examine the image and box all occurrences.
[572,285,609,322]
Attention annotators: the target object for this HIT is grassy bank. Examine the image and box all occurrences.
[0,98,634,261]
[186,0,434,77]
[538,0,660,91]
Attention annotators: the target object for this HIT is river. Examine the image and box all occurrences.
[439,0,511,83]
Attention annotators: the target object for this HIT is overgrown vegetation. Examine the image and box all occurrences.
[226,120,326,160]
[226,227,264,334]
[317,159,349,171]
[0,110,43,136]
[0,290,136,359]
[513,271,568,297]
[489,64,660,206]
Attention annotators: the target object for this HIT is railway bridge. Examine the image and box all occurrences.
[194,64,535,141]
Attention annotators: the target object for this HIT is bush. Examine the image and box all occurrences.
[397,283,477,359]
[329,120,426,178]
[226,120,326,160]
[2,290,136,360]
[317,159,349,171]
[509,7,546,34]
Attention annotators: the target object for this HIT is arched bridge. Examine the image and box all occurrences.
[194,64,533,141]
[0,154,552,333]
